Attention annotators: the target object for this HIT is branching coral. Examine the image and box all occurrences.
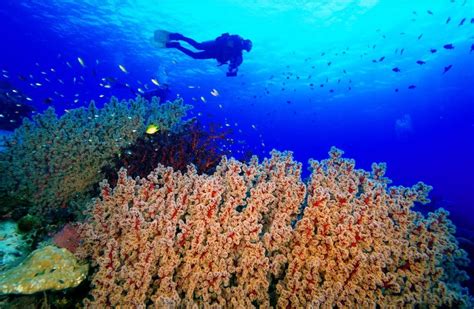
[103,121,235,187]
[78,148,472,307]
[0,96,192,215]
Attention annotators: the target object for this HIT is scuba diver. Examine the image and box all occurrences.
[154,31,252,77]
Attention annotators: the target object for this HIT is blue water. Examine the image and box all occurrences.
[1,0,473,231]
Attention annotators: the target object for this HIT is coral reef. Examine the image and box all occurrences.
[0,194,30,220]
[0,96,192,215]
[0,221,30,271]
[52,223,81,254]
[78,148,472,307]
[103,121,234,186]
[16,214,41,233]
[0,246,88,294]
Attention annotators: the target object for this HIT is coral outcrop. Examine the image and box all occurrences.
[0,246,88,295]
[78,148,472,307]
[0,96,192,214]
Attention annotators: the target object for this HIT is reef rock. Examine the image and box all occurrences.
[0,245,88,294]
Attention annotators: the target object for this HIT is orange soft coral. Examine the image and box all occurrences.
[78,148,472,307]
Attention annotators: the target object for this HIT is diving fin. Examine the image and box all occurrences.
[153,30,171,48]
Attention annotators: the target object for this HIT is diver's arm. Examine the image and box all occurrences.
[227,54,243,77]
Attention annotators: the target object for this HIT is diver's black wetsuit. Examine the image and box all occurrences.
[166,33,251,76]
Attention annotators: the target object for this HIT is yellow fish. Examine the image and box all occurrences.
[151,78,160,86]
[146,124,159,134]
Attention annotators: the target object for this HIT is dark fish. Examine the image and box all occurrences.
[400,48,405,55]
[372,59,377,63]
[446,17,451,24]
[430,48,437,53]
[408,85,416,89]
[443,44,455,49]
[43,97,54,104]
[379,56,385,62]
[427,10,433,15]
[395,88,399,92]
[416,60,426,65]
[105,76,118,83]
[392,67,401,72]
[418,34,423,40]
[470,44,474,53]
[471,18,474,24]
[141,85,170,101]
[327,62,332,66]
[459,18,466,26]
[443,64,453,74]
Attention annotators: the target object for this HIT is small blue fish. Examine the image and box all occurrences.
[416,60,426,65]
[418,34,423,40]
[471,18,474,24]
[400,48,405,55]
[430,48,437,53]
[427,10,433,15]
[470,44,474,53]
[379,56,385,62]
[443,65,453,74]
[446,17,451,24]
[459,18,466,26]
[443,44,455,50]
[392,67,401,73]
[408,85,416,89]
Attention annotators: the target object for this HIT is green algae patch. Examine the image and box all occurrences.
[0,245,88,295]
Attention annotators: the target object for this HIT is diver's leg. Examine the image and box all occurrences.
[169,33,211,50]
[170,44,213,59]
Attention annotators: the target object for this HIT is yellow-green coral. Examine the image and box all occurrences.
[0,96,192,213]
[0,246,88,294]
